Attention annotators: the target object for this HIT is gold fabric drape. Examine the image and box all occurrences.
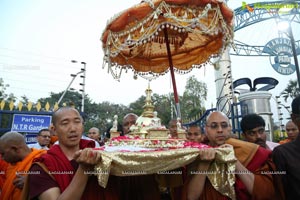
[94,146,236,199]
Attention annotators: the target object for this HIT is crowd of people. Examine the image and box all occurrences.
[0,96,299,199]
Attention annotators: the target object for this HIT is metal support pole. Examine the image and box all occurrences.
[287,25,300,89]
[163,28,181,119]
[57,71,84,105]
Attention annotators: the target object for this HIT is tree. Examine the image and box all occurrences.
[38,90,87,111]
[20,95,29,106]
[0,78,17,134]
[0,78,9,101]
[128,95,146,116]
[181,75,207,121]
[127,76,208,125]
[37,91,129,134]
[0,75,210,134]
[152,93,172,126]
[128,93,173,126]
[84,101,129,134]
[0,78,16,102]
[281,79,300,102]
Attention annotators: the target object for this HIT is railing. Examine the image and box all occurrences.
[183,102,243,138]
[182,108,217,127]
[0,100,58,134]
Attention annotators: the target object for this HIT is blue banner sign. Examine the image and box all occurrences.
[25,134,38,144]
[11,114,52,133]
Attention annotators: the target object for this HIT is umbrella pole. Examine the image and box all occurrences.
[163,28,181,119]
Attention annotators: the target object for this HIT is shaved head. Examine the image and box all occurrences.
[205,111,231,147]
[0,132,29,164]
[89,127,99,132]
[206,111,230,125]
[123,113,138,135]
[0,132,26,146]
[51,107,83,148]
[52,107,82,125]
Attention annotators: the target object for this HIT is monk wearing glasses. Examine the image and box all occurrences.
[186,111,284,200]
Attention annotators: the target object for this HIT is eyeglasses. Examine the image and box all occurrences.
[206,122,229,130]
[40,135,51,138]
[88,132,97,134]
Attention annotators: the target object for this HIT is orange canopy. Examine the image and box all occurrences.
[101,0,234,80]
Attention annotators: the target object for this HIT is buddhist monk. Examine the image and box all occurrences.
[279,120,299,144]
[28,107,118,200]
[186,111,283,200]
[0,131,45,200]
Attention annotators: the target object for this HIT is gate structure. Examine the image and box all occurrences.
[186,1,300,137]
[0,101,56,143]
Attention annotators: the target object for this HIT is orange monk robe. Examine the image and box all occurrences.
[226,138,280,200]
[49,135,58,147]
[0,157,9,191]
[0,148,46,200]
[279,138,291,145]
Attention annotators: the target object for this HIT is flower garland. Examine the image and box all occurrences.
[104,135,210,150]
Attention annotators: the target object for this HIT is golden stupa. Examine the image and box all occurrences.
[129,84,169,139]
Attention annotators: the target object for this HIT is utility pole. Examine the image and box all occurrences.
[71,60,86,112]
[58,60,86,111]
[80,62,86,112]
[57,70,84,106]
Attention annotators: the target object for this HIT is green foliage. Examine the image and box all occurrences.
[128,96,146,116]
[0,78,9,101]
[0,78,17,133]
[37,91,130,134]
[0,75,209,134]
[0,78,16,102]
[152,93,172,126]
[281,79,300,102]
[38,91,89,111]
[83,101,129,134]
[181,75,207,121]
[273,129,287,143]
[128,93,173,126]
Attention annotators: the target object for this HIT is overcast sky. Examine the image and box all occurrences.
[0,0,299,123]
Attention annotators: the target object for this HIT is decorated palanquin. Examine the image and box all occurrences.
[94,86,237,199]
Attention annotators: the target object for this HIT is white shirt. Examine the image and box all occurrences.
[28,142,49,150]
[266,141,280,151]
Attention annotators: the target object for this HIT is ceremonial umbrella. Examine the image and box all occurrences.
[101,0,234,118]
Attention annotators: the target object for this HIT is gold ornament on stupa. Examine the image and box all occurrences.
[129,84,169,139]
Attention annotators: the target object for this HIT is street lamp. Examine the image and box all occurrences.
[71,60,86,112]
